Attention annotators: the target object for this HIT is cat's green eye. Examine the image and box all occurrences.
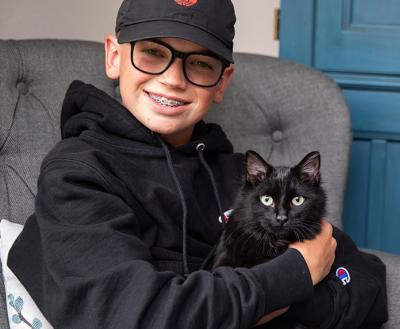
[260,195,274,207]
[292,196,305,206]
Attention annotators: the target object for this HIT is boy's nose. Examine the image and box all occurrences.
[159,59,187,90]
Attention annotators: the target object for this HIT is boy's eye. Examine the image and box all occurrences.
[142,48,165,58]
[187,55,218,71]
[191,60,213,70]
[292,196,305,206]
[260,195,274,207]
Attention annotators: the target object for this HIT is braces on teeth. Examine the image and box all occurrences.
[150,94,184,107]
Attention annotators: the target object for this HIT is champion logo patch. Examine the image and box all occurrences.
[336,267,351,286]
[175,0,198,7]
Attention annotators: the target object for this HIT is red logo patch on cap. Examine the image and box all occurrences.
[175,0,198,7]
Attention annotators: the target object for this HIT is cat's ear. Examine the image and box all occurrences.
[295,151,321,184]
[245,151,272,185]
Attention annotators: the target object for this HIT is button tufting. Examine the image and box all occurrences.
[16,81,29,95]
[272,130,283,142]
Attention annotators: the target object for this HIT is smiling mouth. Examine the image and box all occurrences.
[146,92,189,108]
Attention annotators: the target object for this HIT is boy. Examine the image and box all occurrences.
[8,0,387,328]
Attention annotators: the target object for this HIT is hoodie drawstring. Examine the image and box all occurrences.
[196,143,226,229]
[157,136,225,275]
[196,143,226,271]
[157,135,190,274]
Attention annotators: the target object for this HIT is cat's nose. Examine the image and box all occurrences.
[276,214,288,224]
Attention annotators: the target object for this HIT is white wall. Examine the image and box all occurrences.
[0,0,120,43]
[233,0,280,57]
[0,0,280,57]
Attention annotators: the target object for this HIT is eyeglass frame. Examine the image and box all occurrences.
[129,39,231,88]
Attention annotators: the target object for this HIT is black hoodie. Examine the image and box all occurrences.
[8,81,387,329]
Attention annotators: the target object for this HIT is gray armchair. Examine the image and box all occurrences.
[0,39,398,328]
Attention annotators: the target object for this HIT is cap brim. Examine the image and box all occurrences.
[118,20,233,63]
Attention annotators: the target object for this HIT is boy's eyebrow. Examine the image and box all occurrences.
[153,38,215,56]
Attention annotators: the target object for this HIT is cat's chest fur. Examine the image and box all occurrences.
[212,150,326,269]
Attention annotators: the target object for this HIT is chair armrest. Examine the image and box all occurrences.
[362,249,400,329]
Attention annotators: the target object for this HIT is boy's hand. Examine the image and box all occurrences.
[253,220,334,326]
[254,307,289,327]
[290,219,336,285]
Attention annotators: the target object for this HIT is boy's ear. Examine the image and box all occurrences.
[105,35,121,80]
[213,64,234,104]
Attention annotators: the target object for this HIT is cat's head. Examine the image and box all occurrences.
[242,150,326,241]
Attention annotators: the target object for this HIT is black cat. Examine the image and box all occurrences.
[213,150,326,269]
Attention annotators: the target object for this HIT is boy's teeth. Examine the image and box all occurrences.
[149,94,185,107]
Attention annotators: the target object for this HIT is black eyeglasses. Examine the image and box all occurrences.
[130,39,230,87]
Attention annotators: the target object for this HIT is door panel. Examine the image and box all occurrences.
[342,140,369,245]
[352,0,400,26]
[384,143,400,252]
[314,0,400,74]
[343,89,400,137]
[280,0,400,254]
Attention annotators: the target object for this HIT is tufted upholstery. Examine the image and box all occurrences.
[0,40,117,223]
[0,39,117,328]
[0,39,399,328]
[207,54,352,228]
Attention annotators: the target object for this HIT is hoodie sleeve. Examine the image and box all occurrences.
[8,159,313,329]
[285,227,388,329]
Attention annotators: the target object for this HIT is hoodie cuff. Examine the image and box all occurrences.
[285,281,332,326]
[250,248,313,313]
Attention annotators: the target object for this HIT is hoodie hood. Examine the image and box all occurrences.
[61,80,233,154]
[60,80,236,274]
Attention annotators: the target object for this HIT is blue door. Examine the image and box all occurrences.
[280,0,400,254]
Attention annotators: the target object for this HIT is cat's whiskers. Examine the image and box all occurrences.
[293,229,301,241]
[258,228,272,252]
[241,225,263,249]
[292,221,321,241]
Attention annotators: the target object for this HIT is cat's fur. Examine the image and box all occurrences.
[213,150,326,269]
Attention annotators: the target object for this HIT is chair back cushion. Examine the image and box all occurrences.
[0,40,116,225]
[0,39,117,329]
[207,53,352,228]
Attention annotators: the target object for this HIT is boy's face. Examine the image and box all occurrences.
[105,36,234,147]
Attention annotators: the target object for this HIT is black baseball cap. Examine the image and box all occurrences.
[115,0,236,63]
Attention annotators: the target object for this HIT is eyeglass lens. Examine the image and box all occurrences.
[132,40,225,87]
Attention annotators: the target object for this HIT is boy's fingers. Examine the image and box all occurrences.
[289,219,336,285]
[320,219,333,234]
